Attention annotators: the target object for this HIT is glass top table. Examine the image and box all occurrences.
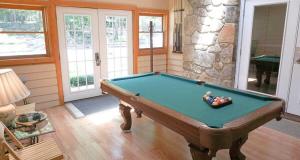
[11,118,55,144]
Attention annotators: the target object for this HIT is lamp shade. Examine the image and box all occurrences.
[0,69,30,106]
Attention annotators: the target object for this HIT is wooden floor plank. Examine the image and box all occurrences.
[42,106,300,160]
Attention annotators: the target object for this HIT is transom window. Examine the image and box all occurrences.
[139,15,163,49]
[0,7,48,58]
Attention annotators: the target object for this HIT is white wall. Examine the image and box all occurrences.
[79,0,170,9]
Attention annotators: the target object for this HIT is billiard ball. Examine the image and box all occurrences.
[208,97,214,104]
[212,102,217,105]
[206,91,212,96]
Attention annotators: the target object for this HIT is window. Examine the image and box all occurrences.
[139,15,163,49]
[0,7,48,58]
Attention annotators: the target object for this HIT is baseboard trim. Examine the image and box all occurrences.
[284,113,300,123]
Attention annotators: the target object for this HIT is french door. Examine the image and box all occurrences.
[236,0,300,102]
[99,10,133,79]
[57,7,133,102]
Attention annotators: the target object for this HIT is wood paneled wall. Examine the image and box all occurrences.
[4,64,60,110]
[166,0,184,76]
[137,54,167,73]
[167,53,183,76]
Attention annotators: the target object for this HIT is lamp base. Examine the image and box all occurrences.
[0,104,16,127]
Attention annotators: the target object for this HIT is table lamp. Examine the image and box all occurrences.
[0,69,30,126]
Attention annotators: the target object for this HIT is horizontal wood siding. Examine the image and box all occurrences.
[167,2,184,76]
[167,53,183,76]
[1,64,60,110]
[137,54,167,73]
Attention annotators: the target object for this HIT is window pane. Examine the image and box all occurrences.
[139,33,150,49]
[0,33,46,57]
[139,16,163,32]
[139,15,163,49]
[153,33,163,48]
[0,8,44,32]
[86,61,94,86]
[83,16,91,31]
[66,31,75,47]
[74,16,83,30]
[65,15,74,31]
[139,33,163,49]
[67,47,76,62]
[77,61,86,86]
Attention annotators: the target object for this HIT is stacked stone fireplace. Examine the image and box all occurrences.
[182,0,239,87]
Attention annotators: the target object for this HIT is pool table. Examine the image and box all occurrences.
[101,72,285,160]
[251,55,280,87]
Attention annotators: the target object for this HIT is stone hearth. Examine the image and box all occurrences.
[182,0,239,87]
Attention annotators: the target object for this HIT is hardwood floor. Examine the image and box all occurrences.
[42,106,300,160]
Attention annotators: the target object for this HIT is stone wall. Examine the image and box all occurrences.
[182,0,239,87]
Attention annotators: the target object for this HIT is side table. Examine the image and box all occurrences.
[11,118,55,145]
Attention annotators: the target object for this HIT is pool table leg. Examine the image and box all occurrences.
[256,69,263,87]
[134,108,143,118]
[119,104,132,131]
[188,144,215,160]
[264,71,272,85]
[229,135,248,160]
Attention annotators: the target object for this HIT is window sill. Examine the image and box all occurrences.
[172,50,183,54]
[139,47,164,50]
[138,48,168,56]
[0,56,55,66]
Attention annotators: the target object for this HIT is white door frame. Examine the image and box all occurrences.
[57,7,102,102]
[235,0,300,103]
[287,20,300,115]
[98,9,133,79]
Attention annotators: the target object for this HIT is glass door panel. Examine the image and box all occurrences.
[247,4,287,95]
[106,16,130,79]
[99,10,133,80]
[64,14,95,92]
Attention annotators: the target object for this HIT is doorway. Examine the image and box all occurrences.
[247,4,286,95]
[57,7,133,102]
[236,0,299,101]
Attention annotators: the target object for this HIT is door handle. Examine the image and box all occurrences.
[95,52,101,66]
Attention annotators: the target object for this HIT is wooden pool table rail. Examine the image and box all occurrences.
[100,79,285,160]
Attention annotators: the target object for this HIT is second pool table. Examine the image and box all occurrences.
[101,72,285,160]
[251,55,280,87]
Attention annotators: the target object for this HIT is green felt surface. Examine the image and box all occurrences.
[252,55,280,63]
[110,73,274,128]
